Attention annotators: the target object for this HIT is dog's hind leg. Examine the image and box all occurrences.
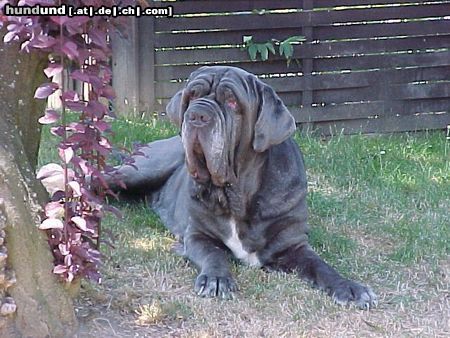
[106,135,185,194]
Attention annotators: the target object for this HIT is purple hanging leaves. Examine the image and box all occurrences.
[2,0,125,284]
[36,163,65,180]
[34,82,59,99]
[39,218,64,230]
[58,146,74,164]
[44,201,64,219]
[3,31,18,43]
[68,181,82,197]
[88,29,108,49]
[44,64,63,78]
[71,216,88,232]
[61,41,79,60]
[70,69,90,82]
[49,16,70,26]
[38,109,60,124]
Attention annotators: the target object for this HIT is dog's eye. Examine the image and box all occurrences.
[189,86,203,100]
[222,89,238,110]
[226,99,238,110]
[190,90,199,100]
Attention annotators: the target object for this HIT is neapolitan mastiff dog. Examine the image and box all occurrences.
[109,66,377,309]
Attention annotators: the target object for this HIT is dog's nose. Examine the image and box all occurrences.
[187,110,211,127]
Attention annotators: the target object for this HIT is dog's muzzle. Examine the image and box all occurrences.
[185,98,221,128]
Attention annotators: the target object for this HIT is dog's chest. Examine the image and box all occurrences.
[224,218,261,267]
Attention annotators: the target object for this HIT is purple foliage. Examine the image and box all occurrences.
[1,0,129,284]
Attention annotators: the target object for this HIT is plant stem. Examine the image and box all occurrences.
[60,8,69,244]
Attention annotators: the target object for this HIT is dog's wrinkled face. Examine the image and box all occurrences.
[180,68,246,186]
[166,66,296,187]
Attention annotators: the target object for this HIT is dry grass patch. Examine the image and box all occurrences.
[74,207,449,337]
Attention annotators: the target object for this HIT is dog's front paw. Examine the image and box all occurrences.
[194,273,238,300]
[330,279,378,309]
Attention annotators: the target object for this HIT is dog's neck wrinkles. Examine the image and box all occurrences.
[193,152,266,220]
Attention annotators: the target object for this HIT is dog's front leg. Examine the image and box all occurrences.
[278,245,377,309]
[184,232,238,299]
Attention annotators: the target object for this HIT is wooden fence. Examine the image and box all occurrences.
[111,0,450,134]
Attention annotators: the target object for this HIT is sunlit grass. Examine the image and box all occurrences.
[295,131,449,266]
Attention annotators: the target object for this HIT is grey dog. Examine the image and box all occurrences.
[108,66,377,309]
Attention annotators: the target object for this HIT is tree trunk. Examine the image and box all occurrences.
[0,32,78,337]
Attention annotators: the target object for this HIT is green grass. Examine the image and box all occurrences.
[39,117,450,337]
[294,132,449,267]
[109,117,178,149]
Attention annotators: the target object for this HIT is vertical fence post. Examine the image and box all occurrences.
[301,0,314,132]
[111,17,139,116]
[138,16,156,118]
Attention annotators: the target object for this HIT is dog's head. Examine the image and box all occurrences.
[166,66,295,187]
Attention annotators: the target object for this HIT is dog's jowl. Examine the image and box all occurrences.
[108,66,377,309]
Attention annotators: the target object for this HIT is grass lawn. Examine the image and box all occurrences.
[39,117,449,337]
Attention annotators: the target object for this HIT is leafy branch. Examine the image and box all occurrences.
[1,0,130,284]
[243,35,305,65]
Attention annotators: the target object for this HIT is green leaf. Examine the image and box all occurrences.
[280,42,294,59]
[282,35,305,44]
[243,35,253,44]
[279,43,285,57]
[257,44,269,61]
[265,42,276,55]
[261,47,269,61]
[248,44,258,60]
[286,44,294,58]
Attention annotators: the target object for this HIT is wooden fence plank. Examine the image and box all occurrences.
[314,20,450,40]
[311,79,450,104]
[154,71,373,99]
[314,112,450,135]
[390,82,450,100]
[138,17,155,116]
[314,0,438,7]
[154,28,303,48]
[299,36,450,59]
[313,50,450,72]
[313,86,381,104]
[155,12,305,32]
[292,102,385,122]
[159,0,305,14]
[155,3,449,31]
[389,98,450,115]
[155,61,303,82]
[301,0,314,130]
[155,47,245,65]
[111,17,139,115]
[292,99,450,122]
[307,3,450,26]
[328,66,450,85]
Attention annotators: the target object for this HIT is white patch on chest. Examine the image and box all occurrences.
[225,219,261,267]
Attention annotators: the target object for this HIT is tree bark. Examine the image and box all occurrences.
[0,32,78,337]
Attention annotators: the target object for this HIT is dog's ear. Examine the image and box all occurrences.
[253,83,296,152]
[166,90,187,128]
